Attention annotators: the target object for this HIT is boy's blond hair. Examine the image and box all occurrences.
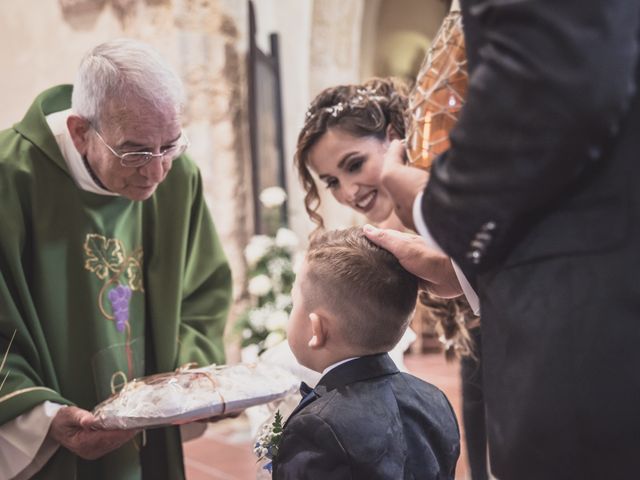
[303,227,418,353]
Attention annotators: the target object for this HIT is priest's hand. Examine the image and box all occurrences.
[363,224,463,298]
[380,140,429,231]
[48,406,140,460]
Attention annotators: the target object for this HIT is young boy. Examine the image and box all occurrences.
[273,227,460,479]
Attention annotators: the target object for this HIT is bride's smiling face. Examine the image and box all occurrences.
[307,127,394,223]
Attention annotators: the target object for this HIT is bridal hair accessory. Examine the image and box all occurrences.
[305,87,388,120]
[323,102,345,118]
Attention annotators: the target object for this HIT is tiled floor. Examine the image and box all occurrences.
[184,353,471,479]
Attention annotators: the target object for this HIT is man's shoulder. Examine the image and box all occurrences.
[156,154,201,195]
[0,125,41,177]
[168,154,199,177]
[0,85,70,173]
[0,126,22,159]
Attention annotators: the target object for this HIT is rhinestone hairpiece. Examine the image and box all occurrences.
[305,88,387,121]
[324,102,345,117]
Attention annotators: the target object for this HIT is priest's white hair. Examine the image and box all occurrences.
[72,38,185,125]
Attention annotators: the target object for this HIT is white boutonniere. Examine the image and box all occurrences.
[254,410,284,474]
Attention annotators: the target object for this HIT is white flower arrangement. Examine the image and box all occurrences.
[248,274,273,297]
[236,222,299,354]
[274,294,293,312]
[248,307,269,330]
[259,186,287,208]
[275,228,299,251]
[264,331,286,350]
[245,235,275,268]
[265,309,289,332]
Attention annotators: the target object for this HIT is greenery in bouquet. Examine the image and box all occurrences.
[254,410,284,473]
[236,187,301,355]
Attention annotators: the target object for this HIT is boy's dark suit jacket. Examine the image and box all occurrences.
[421,0,640,478]
[272,354,459,479]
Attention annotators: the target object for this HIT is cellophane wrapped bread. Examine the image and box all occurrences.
[93,362,298,429]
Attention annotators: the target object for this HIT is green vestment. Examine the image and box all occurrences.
[0,85,232,479]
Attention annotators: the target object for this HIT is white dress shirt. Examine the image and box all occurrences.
[321,357,360,377]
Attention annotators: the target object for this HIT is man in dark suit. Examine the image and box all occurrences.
[274,228,459,479]
[366,0,640,478]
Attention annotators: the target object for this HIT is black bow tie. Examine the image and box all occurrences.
[299,381,314,399]
[284,382,321,428]
[297,381,319,411]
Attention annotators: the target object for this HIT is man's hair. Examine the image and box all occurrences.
[72,38,185,126]
[303,227,418,353]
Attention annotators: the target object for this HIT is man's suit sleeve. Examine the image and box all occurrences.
[423,0,640,274]
[274,414,351,480]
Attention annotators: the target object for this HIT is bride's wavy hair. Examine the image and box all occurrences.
[294,77,409,229]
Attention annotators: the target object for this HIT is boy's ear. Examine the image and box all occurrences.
[308,312,327,349]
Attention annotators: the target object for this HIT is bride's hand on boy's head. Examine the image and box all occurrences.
[362,225,462,298]
[363,225,437,271]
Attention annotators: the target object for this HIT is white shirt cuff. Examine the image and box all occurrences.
[451,261,480,316]
[413,192,440,250]
[0,401,63,479]
[412,192,480,315]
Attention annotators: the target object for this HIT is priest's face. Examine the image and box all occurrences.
[307,127,395,223]
[84,98,182,201]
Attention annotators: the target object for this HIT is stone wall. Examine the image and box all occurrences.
[251,0,317,243]
[170,0,254,339]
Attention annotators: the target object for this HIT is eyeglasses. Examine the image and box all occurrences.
[92,127,190,168]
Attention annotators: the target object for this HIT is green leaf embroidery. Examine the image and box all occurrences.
[126,247,144,292]
[84,234,125,280]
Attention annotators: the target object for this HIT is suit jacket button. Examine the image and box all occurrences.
[481,221,497,232]
[609,122,619,136]
[475,232,491,243]
[466,250,481,264]
[587,145,601,161]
